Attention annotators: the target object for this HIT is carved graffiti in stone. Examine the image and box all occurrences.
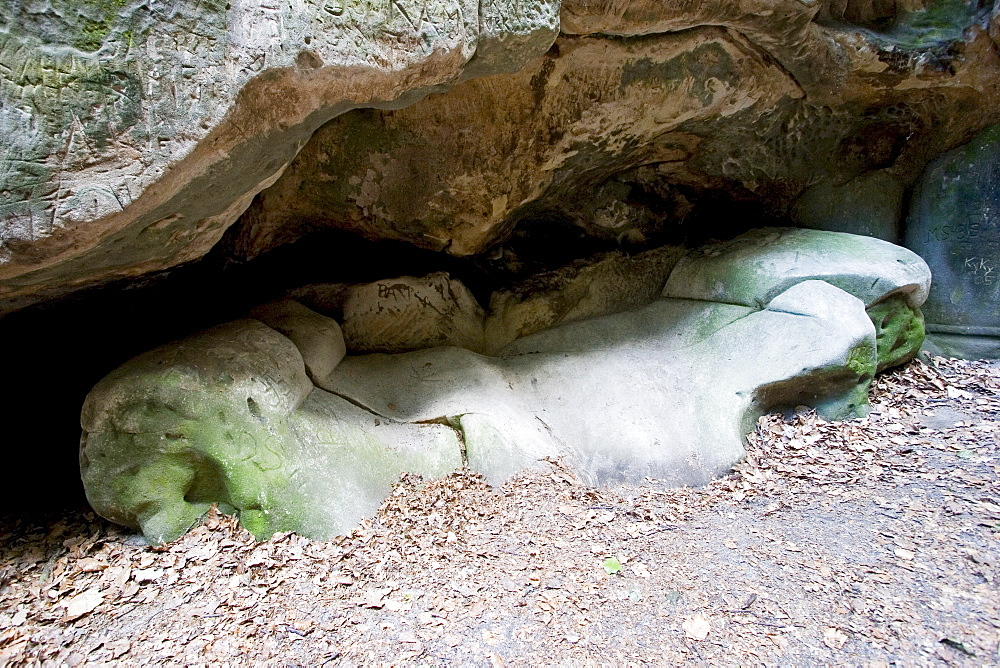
[964,256,996,285]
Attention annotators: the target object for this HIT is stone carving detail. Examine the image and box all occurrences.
[905,123,1000,358]
[288,245,685,354]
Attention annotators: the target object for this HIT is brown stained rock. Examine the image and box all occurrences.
[0,0,560,313]
[226,28,801,259]
[3,0,1000,318]
[227,8,1000,266]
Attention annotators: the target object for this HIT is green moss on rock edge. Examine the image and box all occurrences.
[867,294,926,372]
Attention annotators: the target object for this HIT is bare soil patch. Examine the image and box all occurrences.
[2,357,999,665]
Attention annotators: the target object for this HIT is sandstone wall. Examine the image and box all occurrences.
[2,0,1000,315]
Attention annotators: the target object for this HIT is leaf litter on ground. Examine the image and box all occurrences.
[1,356,998,665]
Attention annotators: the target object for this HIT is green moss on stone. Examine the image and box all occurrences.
[81,374,309,543]
[75,18,110,52]
[881,0,978,50]
[68,0,132,52]
[867,294,926,371]
[846,340,877,377]
[809,340,876,419]
[815,380,872,420]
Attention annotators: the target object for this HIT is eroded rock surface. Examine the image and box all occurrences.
[80,318,463,544]
[82,281,876,543]
[287,245,685,354]
[80,229,927,542]
[2,0,1000,317]
[228,27,800,257]
[905,122,1000,358]
[225,0,1000,263]
[0,0,558,310]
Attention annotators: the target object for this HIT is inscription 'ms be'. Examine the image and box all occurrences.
[927,220,989,243]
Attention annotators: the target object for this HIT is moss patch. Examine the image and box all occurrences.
[846,341,877,378]
[881,0,978,50]
[81,384,311,543]
[867,295,926,372]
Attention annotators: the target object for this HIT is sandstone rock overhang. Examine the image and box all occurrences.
[2,0,1000,315]
[2,0,997,534]
[0,0,560,311]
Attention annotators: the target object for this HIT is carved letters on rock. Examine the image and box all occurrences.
[0,0,558,311]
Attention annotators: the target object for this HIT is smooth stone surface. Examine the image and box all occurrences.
[664,228,931,308]
[80,319,463,543]
[250,299,346,383]
[905,123,1000,358]
[320,279,876,488]
[663,227,931,370]
[82,277,878,543]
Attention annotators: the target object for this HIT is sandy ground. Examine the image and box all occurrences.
[1,356,998,666]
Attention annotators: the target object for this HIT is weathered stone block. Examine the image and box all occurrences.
[83,228,931,543]
[664,227,931,370]
[80,319,463,543]
[905,123,1000,358]
[250,299,346,383]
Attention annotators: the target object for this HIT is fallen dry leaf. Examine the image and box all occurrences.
[682,614,711,641]
[133,567,162,583]
[61,588,104,621]
[76,557,108,573]
[823,627,849,650]
[0,358,996,664]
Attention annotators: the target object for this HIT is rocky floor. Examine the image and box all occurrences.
[1,357,998,666]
